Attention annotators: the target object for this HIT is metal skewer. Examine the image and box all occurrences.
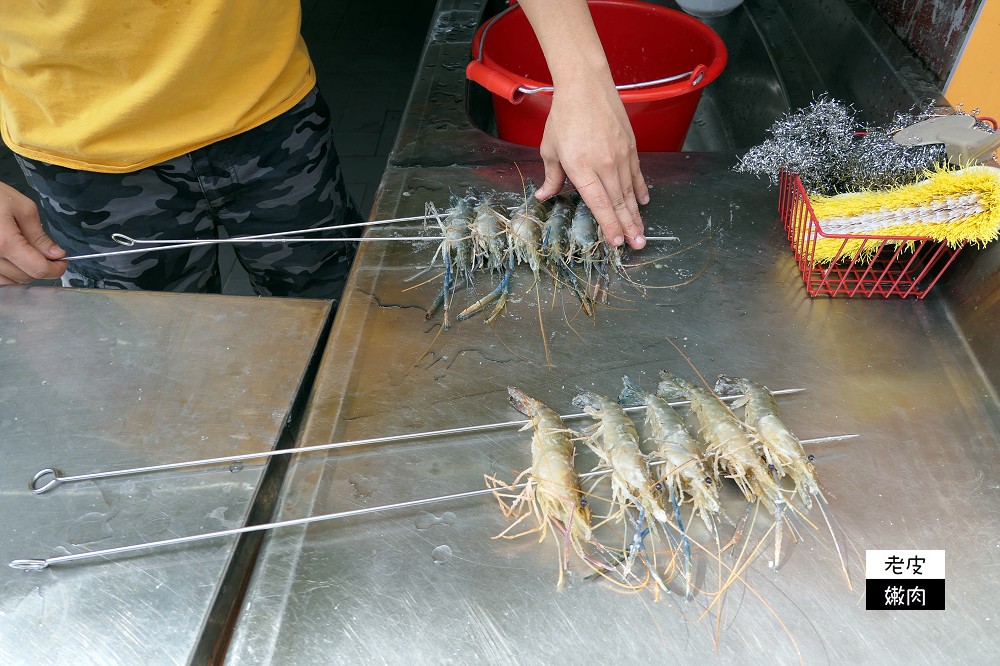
[103,235,680,250]
[29,388,803,494]
[62,223,680,261]
[9,432,858,571]
[63,238,443,261]
[113,234,680,247]
[60,214,432,262]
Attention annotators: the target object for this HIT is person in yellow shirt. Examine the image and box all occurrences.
[0,0,646,294]
[0,1,361,296]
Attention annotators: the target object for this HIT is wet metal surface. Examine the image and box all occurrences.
[0,288,330,664]
[4,0,995,662]
[227,155,1000,664]
[227,1,999,663]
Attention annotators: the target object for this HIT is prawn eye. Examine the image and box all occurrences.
[654,482,663,491]
[579,497,588,508]
[705,477,712,485]
[768,464,776,471]
[808,454,815,462]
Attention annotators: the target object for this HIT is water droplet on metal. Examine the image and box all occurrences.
[415,511,456,530]
[348,473,375,498]
[431,545,452,564]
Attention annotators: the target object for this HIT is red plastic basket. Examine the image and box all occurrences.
[777,172,966,298]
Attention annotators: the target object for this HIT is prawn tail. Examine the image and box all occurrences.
[571,390,601,411]
[656,370,689,401]
[713,374,743,396]
[618,375,648,408]
[628,506,667,592]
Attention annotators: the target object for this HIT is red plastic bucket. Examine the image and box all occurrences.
[466,0,727,151]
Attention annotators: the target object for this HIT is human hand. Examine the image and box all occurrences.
[0,181,66,284]
[517,0,649,249]
[532,78,650,250]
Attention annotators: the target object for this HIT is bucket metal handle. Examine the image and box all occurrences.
[468,3,708,103]
[517,64,705,96]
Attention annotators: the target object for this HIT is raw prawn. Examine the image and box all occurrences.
[620,376,722,597]
[567,198,602,281]
[457,192,512,323]
[539,194,594,316]
[488,387,595,585]
[506,184,545,279]
[469,190,508,273]
[714,376,820,507]
[620,376,721,533]
[425,194,474,329]
[656,371,782,507]
[541,194,572,274]
[571,390,667,524]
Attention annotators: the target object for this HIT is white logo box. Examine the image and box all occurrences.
[866,550,945,580]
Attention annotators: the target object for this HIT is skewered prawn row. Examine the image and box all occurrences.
[424,184,630,328]
[488,374,845,593]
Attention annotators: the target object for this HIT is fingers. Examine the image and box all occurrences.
[613,159,645,249]
[0,257,45,285]
[18,203,65,261]
[575,163,646,250]
[530,81,648,248]
[631,151,650,206]
[534,145,567,202]
[0,186,67,284]
[0,224,67,283]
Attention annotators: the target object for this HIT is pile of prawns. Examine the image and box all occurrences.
[488,372,850,599]
[423,183,636,329]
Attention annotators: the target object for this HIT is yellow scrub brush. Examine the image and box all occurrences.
[807,165,1000,263]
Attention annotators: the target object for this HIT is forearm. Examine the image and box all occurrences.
[517,0,649,249]
[517,0,614,93]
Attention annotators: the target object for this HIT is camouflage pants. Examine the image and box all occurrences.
[16,88,361,299]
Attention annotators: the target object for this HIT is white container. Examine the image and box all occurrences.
[675,0,744,18]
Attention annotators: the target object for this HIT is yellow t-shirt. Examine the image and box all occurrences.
[0,1,316,173]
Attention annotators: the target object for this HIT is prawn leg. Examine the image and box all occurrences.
[557,261,594,317]
[425,250,455,328]
[668,488,694,599]
[457,264,511,322]
[626,506,666,591]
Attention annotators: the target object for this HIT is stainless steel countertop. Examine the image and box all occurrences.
[0,288,330,665]
[225,0,1000,663]
[5,0,995,663]
[226,154,1000,664]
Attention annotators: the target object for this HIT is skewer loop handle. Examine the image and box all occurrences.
[30,469,63,495]
[9,559,48,571]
